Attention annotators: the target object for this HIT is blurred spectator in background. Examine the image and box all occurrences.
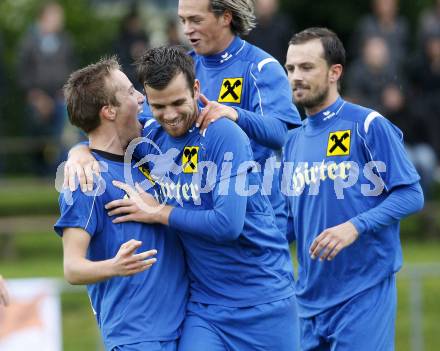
[346,33,438,197]
[345,35,437,197]
[243,0,294,64]
[406,29,440,196]
[165,17,189,49]
[113,5,150,92]
[418,0,440,45]
[349,0,409,71]
[345,36,405,115]
[17,1,76,176]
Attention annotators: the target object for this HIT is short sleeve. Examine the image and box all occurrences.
[54,188,101,237]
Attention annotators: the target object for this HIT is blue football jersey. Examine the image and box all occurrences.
[191,36,301,236]
[55,151,188,350]
[282,97,420,317]
[136,118,295,308]
[139,37,301,237]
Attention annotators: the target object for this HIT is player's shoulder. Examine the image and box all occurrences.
[58,184,100,211]
[142,117,161,137]
[204,117,249,143]
[242,40,283,73]
[340,101,399,138]
[339,101,379,127]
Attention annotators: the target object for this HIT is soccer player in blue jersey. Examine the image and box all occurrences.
[54,58,188,351]
[104,46,299,351]
[282,27,424,351]
[177,0,302,237]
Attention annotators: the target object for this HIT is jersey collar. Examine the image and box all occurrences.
[305,97,346,132]
[201,36,246,67]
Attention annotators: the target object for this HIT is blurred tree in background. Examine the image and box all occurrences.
[0,0,120,173]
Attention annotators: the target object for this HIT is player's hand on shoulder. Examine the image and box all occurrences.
[111,239,157,276]
[64,144,100,192]
[309,221,359,261]
[196,94,238,132]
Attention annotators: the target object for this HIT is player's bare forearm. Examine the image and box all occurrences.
[63,229,157,285]
[63,255,118,285]
[63,248,157,285]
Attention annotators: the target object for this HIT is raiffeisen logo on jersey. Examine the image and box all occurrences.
[218,78,243,103]
[182,146,199,173]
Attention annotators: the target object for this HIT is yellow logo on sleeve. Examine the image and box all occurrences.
[327,130,351,156]
[218,78,243,103]
[182,146,199,173]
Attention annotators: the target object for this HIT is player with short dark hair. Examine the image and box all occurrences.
[283,27,424,350]
[55,57,188,351]
[106,46,299,351]
[170,0,302,239]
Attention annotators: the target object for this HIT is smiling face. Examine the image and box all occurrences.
[285,39,339,115]
[110,69,144,147]
[145,72,200,138]
[178,0,233,55]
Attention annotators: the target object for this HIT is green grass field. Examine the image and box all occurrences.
[1,231,439,350]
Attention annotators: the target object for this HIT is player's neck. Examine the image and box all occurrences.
[212,32,235,56]
[88,129,125,156]
[306,90,340,117]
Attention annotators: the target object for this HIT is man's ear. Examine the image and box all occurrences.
[193,79,201,100]
[221,10,232,27]
[100,105,116,121]
[329,64,343,83]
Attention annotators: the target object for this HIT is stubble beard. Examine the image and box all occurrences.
[298,84,330,111]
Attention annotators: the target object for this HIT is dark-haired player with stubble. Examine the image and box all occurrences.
[105,46,299,351]
[282,27,424,351]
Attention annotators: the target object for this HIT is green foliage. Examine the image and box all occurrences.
[0,179,59,215]
[0,0,121,137]
[0,0,119,67]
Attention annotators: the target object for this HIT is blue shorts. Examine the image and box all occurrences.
[112,340,177,351]
[300,275,397,351]
[178,295,299,351]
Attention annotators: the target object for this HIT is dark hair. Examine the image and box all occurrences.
[63,57,120,133]
[209,0,256,36]
[289,27,346,68]
[136,46,195,93]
